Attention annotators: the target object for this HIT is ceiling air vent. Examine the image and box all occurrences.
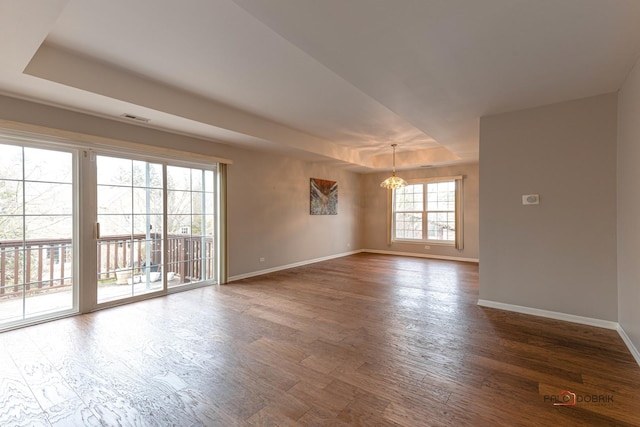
[120,113,150,123]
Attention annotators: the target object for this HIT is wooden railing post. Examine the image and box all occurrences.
[60,245,66,286]
[114,241,119,271]
[37,246,43,288]
[105,241,111,279]
[13,246,19,293]
[0,250,5,295]
[25,246,31,291]
[49,245,54,285]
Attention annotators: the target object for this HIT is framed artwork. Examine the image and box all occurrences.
[310,178,337,215]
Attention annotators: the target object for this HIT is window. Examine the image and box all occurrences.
[392,177,463,247]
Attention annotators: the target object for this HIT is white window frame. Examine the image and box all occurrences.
[0,138,80,331]
[390,176,464,249]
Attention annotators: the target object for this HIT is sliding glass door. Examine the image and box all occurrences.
[0,132,221,329]
[96,155,219,305]
[96,156,165,304]
[167,166,217,288]
[0,143,76,328]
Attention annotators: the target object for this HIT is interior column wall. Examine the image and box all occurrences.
[617,56,640,356]
[479,93,618,321]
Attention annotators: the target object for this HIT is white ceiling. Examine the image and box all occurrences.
[1,0,640,171]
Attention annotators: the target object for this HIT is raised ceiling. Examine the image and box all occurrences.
[1,0,640,171]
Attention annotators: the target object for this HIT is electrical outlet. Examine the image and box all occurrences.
[259,257,265,263]
[424,245,430,250]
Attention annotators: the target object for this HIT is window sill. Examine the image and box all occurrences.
[391,239,455,247]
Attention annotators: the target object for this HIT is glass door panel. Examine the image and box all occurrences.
[97,156,164,304]
[0,144,75,328]
[167,165,217,288]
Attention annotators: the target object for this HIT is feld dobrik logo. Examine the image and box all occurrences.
[544,390,613,406]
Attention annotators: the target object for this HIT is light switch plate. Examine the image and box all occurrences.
[522,194,539,205]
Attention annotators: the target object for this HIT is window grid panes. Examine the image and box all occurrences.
[0,144,75,326]
[167,166,217,288]
[393,180,456,243]
[97,156,165,303]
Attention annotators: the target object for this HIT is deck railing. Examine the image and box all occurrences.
[1,234,215,297]
[0,238,72,296]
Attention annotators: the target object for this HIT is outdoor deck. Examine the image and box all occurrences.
[0,233,214,325]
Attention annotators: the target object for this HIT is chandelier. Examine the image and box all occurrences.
[380,144,407,189]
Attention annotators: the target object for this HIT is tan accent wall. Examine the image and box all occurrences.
[479,93,618,321]
[0,95,363,279]
[617,56,640,353]
[226,149,362,277]
[360,163,479,261]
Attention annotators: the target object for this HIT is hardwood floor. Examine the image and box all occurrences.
[1,253,639,426]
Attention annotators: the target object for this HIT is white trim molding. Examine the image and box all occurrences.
[228,250,362,282]
[477,299,619,330]
[364,249,478,263]
[478,300,640,367]
[617,326,640,367]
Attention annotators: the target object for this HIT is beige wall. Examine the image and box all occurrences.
[361,163,479,261]
[479,93,618,321]
[227,150,362,278]
[617,57,640,353]
[0,95,363,279]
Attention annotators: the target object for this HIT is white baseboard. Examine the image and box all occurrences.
[478,300,640,367]
[229,249,478,282]
[617,326,640,367]
[363,249,479,263]
[228,250,363,282]
[477,299,619,330]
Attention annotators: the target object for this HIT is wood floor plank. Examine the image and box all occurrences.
[287,381,350,416]
[162,388,250,426]
[246,406,297,427]
[295,405,353,426]
[0,377,51,427]
[1,253,639,425]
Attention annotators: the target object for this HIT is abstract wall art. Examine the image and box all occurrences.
[310,178,337,215]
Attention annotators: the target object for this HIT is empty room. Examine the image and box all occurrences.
[1,1,640,425]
